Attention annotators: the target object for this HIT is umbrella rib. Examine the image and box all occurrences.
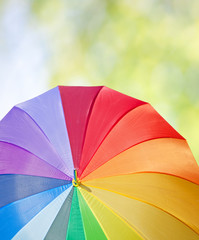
[78,190,111,240]
[0,141,72,180]
[12,185,73,240]
[3,183,73,220]
[76,190,99,239]
[80,137,190,181]
[14,107,57,148]
[79,102,184,180]
[82,170,199,186]
[0,174,71,208]
[80,86,104,165]
[83,183,199,236]
[79,103,148,179]
[14,107,72,176]
[79,187,147,240]
[43,187,74,240]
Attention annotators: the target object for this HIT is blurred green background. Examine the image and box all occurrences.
[0,0,199,163]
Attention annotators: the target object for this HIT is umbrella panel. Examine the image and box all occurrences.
[0,86,199,240]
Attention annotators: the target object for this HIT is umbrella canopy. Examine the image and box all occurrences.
[0,86,199,240]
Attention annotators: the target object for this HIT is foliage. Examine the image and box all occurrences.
[1,0,199,162]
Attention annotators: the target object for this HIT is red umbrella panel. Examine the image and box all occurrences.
[0,86,199,240]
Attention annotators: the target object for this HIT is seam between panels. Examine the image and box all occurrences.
[17,183,72,207]
[80,137,187,181]
[76,188,87,240]
[11,185,72,240]
[43,186,74,240]
[5,183,72,237]
[78,188,113,240]
[82,170,199,186]
[65,187,75,240]
[14,106,70,168]
[76,189,87,240]
[14,106,71,168]
[66,187,85,240]
[82,183,199,236]
[44,186,73,238]
[0,140,72,180]
[79,102,149,179]
[79,187,146,240]
[9,107,72,178]
[57,86,75,171]
[78,86,104,174]
[14,106,62,154]
[58,85,104,172]
[64,187,75,240]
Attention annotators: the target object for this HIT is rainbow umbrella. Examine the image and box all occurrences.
[0,86,199,240]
